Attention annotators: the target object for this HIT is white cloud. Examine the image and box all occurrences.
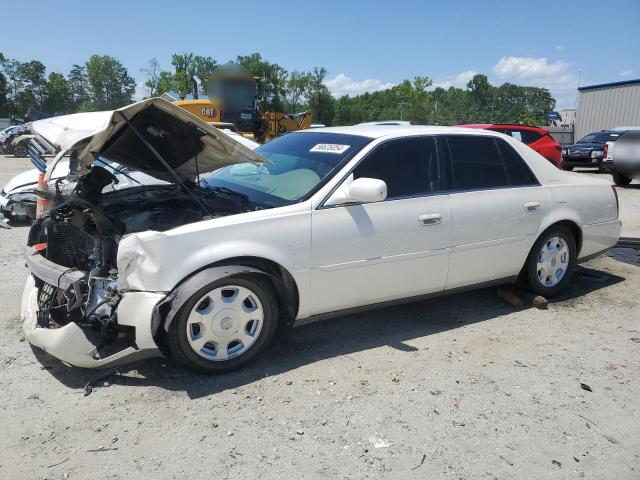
[494,56,570,79]
[618,68,633,77]
[493,56,579,108]
[134,80,148,101]
[325,73,396,97]
[432,70,477,89]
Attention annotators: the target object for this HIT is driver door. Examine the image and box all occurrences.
[309,136,452,315]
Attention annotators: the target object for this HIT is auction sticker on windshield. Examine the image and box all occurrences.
[310,144,350,154]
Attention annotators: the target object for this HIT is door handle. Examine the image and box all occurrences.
[418,213,442,226]
[524,202,540,211]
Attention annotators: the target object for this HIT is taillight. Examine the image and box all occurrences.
[612,185,619,219]
[603,143,609,159]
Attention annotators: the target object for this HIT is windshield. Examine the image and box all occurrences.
[577,132,621,144]
[201,132,372,207]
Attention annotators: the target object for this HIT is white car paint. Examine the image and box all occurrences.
[21,123,622,368]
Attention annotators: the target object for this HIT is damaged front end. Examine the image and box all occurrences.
[20,98,265,368]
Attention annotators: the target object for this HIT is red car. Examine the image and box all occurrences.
[458,124,562,168]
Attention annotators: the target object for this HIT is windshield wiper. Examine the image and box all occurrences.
[207,186,251,207]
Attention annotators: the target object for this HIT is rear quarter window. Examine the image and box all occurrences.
[495,139,539,186]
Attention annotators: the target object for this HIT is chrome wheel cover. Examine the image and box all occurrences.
[536,236,570,288]
[186,285,264,361]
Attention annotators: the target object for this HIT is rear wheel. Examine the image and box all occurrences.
[524,226,577,296]
[561,163,573,171]
[168,275,279,373]
[612,170,632,186]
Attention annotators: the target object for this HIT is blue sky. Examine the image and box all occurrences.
[3,0,639,108]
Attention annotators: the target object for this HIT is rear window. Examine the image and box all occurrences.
[578,132,621,144]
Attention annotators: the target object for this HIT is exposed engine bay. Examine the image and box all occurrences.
[25,165,247,360]
[20,98,267,366]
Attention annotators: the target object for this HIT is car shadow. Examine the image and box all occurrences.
[34,264,625,398]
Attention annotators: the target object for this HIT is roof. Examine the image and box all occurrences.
[458,123,547,131]
[578,79,640,92]
[300,124,507,139]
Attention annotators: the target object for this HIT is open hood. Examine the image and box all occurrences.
[30,98,266,182]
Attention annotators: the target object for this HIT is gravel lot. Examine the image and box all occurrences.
[0,156,638,479]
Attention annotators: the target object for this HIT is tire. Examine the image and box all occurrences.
[523,225,577,296]
[612,170,632,186]
[561,164,573,171]
[168,275,279,373]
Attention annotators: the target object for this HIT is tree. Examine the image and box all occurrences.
[17,60,48,106]
[43,72,71,113]
[142,58,161,97]
[67,64,90,110]
[192,55,218,92]
[171,53,195,99]
[236,53,287,112]
[285,71,312,113]
[2,59,23,116]
[466,74,493,121]
[0,53,7,116]
[84,55,136,110]
[156,71,175,96]
[304,67,334,125]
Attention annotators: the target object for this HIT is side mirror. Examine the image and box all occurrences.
[347,177,387,203]
[325,176,387,206]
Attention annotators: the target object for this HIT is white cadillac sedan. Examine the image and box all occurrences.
[21,99,621,373]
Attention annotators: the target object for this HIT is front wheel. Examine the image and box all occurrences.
[612,170,632,186]
[168,275,279,373]
[524,226,577,296]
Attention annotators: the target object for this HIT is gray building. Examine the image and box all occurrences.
[575,79,640,139]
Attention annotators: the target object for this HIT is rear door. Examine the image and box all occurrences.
[444,135,545,289]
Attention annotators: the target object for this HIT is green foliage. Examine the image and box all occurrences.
[235,53,287,112]
[84,55,136,110]
[141,58,161,98]
[67,64,90,110]
[335,73,554,126]
[43,72,71,113]
[156,71,175,97]
[0,51,556,128]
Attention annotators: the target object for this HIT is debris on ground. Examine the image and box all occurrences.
[580,383,593,392]
[497,288,524,307]
[368,437,392,449]
[411,454,426,470]
[532,295,549,309]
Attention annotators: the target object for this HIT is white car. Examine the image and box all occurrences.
[602,127,640,185]
[21,98,621,372]
[0,128,258,224]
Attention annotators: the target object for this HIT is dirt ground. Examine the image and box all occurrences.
[0,156,638,479]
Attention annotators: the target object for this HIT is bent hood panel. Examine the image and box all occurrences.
[31,98,266,182]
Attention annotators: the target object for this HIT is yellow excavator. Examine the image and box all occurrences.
[173,64,312,143]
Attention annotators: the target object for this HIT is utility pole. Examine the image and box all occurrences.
[574,68,582,109]
[398,102,407,121]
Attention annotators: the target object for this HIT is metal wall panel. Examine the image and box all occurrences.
[575,83,640,139]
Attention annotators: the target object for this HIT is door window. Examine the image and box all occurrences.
[446,135,509,191]
[353,137,444,199]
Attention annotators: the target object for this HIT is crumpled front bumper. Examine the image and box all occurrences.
[21,274,166,369]
[0,191,36,221]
